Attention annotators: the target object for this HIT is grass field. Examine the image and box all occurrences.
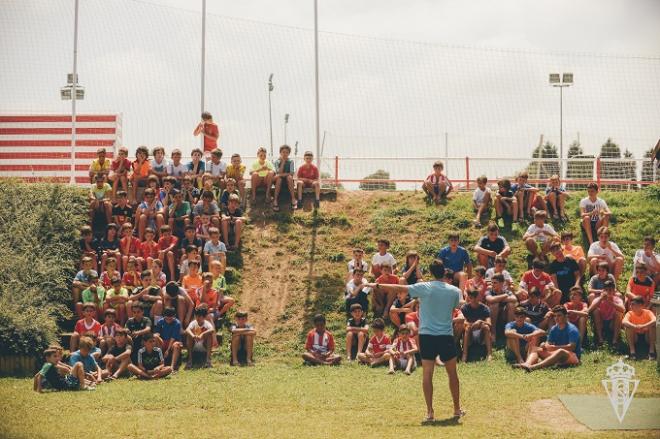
[1,187,659,438]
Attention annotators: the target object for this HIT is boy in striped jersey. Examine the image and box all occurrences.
[303,314,341,365]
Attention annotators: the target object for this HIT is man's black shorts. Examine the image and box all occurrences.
[419,334,457,362]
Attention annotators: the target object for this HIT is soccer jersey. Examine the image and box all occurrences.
[121,271,140,290]
[305,329,335,354]
[99,322,121,338]
[579,197,608,217]
[368,334,391,354]
[519,271,554,292]
[522,302,549,327]
[627,276,655,303]
[392,337,416,354]
[138,347,164,371]
[74,318,101,336]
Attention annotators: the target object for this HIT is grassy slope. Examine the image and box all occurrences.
[0,188,658,438]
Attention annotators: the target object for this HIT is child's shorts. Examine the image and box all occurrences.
[432,184,449,195]
[64,374,81,390]
[397,356,416,371]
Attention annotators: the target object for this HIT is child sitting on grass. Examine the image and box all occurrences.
[357,318,392,370]
[128,333,172,379]
[346,303,369,361]
[345,268,372,316]
[389,289,415,328]
[230,311,257,366]
[622,296,657,361]
[221,194,246,250]
[544,174,569,220]
[70,303,102,352]
[472,175,492,227]
[625,263,655,309]
[494,178,518,223]
[185,305,215,369]
[561,231,587,277]
[69,336,103,385]
[371,238,397,278]
[34,348,90,392]
[102,328,132,380]
[373,264,400,318]
[272,144,297,211]
[522,210,557,264]
[564,287,588,344]
[423,160,452,204]
[154,307,183,370]
[303,314,341,365]
[389,325,418,375]
[99,308,121,353]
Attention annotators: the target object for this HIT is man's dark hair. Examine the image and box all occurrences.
[429,259,445,279]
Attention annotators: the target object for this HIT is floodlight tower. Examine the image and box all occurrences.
[549,73,574,178]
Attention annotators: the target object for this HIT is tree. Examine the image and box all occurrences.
[641,148,660,184]
[566,141,594,190]
[528,141,559,180]
[359,169,395,191]
[599,138,624,189]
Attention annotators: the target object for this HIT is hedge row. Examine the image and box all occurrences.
[0,180,86,356]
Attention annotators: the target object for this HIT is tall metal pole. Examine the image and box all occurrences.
[268,74,274,157]
[444,131,448,175]
[200,0,207,152]
[313,0,321,171]
[559,86,563,179]
[70,0,79,185]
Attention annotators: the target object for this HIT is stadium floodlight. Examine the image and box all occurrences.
[548,72,574,178]
[284,113,290,144]
[268,73,274,156]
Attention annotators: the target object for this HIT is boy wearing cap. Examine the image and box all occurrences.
[622,296,657,360]
[588,280,625,346]
[296,151,321,209]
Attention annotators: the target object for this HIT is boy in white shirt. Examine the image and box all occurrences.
[371,239,397,278]
[166,149,187,188]
[579,182,611,245]
[587,226,624,281]
[522,210,557,262]
[347,248,369,282]
[206,148,227,189]
[472,175,492,227]
[633,236,660,283]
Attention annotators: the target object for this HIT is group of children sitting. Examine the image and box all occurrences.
[35,148,659,389]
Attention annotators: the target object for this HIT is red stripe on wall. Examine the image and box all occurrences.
[0,140,115,147]
[0,176,91,184]
[0,128,116,135]
[0,164,90,171]
[0,115,117,123]
[0,152,113,160]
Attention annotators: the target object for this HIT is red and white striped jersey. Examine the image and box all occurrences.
[0,114,121,184]
[305,329,335,354]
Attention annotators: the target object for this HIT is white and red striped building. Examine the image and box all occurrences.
[0,115,121,184]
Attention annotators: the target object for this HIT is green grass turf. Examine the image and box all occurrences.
[0,351,658,438]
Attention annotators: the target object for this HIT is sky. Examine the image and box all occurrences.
[1,0,659,181]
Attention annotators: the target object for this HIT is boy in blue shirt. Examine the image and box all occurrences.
[272,144,297,211]
[505,307,546,364]
[69,336,103,385]
[437,233,472,291]
[514,306,580,371]
[154,307,183,369]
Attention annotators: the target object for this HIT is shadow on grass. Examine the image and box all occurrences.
[421,416,462,427]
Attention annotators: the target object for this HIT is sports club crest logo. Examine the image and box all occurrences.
[601,359,639,423]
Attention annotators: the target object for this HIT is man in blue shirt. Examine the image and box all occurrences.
[505,307,546,364]
[514,306,581,371]
[368,259,465,422]
[437,233,473,291]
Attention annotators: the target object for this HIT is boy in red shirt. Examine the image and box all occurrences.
[193,111,220,157]
[564,287,588,344]
[120,222,141,273]
[357,318,392,370]
[157,225,178,280]
[296,151,321,209]
[517,259,561,307]
[137,227,159,272]
[389,325,418,375]
[303,314,341,365]
[625,263,655,309]
[588,280,625,346]
[70,303,101,352]
[372,264,400,319]
[110,146,131,199]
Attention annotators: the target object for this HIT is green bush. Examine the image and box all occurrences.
[0,181,87,357]
[359,170,396,191]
